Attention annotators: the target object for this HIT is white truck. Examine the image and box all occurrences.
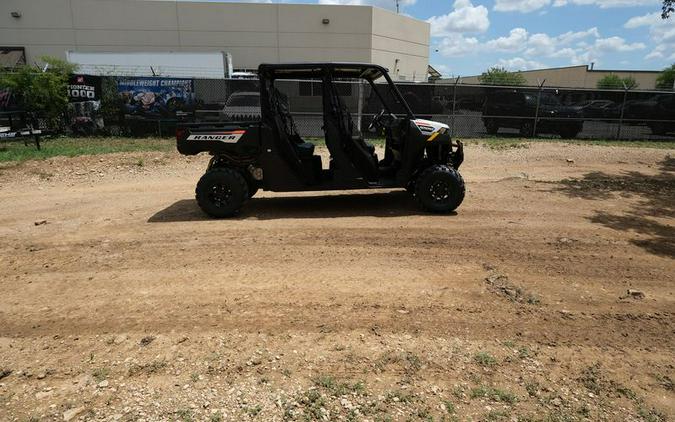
[65,51,234,79]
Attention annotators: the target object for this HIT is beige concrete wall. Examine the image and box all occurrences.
[0,0,428,79]
[371,7,430,81]
[582,71,659,90]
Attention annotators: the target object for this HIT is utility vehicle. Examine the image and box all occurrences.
[177,63,465,218]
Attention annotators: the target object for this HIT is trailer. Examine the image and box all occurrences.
[65,51,234,79]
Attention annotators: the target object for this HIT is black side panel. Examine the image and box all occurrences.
[177,122,260,157]
[258,125,308,191]
[396,121,427,184]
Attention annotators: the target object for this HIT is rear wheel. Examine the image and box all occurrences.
[414,165,465,213]
[195,167,249,218]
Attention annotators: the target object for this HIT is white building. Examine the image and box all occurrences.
[0,0,430,81]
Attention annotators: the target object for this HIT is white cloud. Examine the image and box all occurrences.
[624,11,660,28]
[549,47,578,59]
[524,32,556,56]
[553,0,658,8]
[623,12,675,62]
[486,28,529,51]
[436,34,481,56]
[594,36,645,52]
[427,0,490,36]
[434,24,644,71]
[496,57,546,70]
[557,27,600,43]
[493,0,551,13]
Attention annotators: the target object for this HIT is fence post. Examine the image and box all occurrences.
[617,82,628,140]
[532,79,546,137]
[450,76,460,138]
[356,80,364,132]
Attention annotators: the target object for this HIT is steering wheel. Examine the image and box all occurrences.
[368,109,387,132]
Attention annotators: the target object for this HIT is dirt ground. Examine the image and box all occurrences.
[0,142,673,422]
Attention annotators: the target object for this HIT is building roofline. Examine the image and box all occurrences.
[512,65,661,74]
[453,64,662,81]
[587,68,661,74]
[129,0,428,25]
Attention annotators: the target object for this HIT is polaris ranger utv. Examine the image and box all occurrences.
[177,63,465,218]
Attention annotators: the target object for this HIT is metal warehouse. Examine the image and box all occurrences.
[0,0,430,81]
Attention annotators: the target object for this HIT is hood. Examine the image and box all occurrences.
[413,119,449,135]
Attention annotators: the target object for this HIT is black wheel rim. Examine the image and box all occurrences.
[209,183,233,208]
[429,180,451,202]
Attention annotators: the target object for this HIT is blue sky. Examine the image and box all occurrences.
[196,0,674,77]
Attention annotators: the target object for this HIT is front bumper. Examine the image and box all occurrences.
[451,140,464,169]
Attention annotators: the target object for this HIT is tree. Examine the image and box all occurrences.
[0,56,77,128]
[596,74,639,90]
[664,0,673,18]
[655,63,675,89]
[478,67,527,86]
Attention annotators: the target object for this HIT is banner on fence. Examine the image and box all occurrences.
[68,75,102,102]
[117,77,194,118]
[67,75,104,135]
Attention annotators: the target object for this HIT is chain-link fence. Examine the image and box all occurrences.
[190,78,675,141]
[3,75,675,141]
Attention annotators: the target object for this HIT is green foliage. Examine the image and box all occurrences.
[0,136,173,163]
[664,0,673,18]
[312,375,365,396]
[478,67,527,86]
[443,400,455,414]
[91,367,110,382]
[469,385,517,403]
[596,74,639,90]
[655,63,675,89]
[0,56,77,128]
[474,351,497,366]
[100,77,124,124]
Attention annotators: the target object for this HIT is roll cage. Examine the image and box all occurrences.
[257,62,415,119]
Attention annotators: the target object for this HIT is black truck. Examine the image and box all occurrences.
[482,89,584,138]
[177,63,465,218]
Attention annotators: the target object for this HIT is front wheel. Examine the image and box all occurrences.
[195,167,249,218]
[414,165,466,213]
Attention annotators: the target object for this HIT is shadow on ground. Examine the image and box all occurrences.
[554,155,674,258]
[148,190,435,222]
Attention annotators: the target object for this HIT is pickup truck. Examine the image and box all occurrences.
[482,90,584,138]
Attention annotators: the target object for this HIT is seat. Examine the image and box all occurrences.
[265,87,319,182]
[271,88,316,157]
[325,82,379,181]
[355,135,376,155]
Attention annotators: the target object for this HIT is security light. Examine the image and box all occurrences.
[11,11,22,18]
[322,18,330,24]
